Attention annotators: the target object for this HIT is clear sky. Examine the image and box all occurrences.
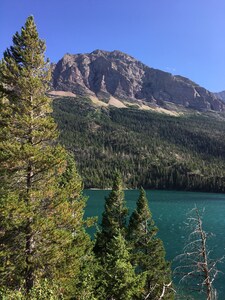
[1,0,225,92]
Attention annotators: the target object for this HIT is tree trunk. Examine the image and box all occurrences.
[25,219,34,293]
[25,108,35,293]
[196,209,212,300]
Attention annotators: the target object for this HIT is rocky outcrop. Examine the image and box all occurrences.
[52,50,225,112]
[214,91,225,103]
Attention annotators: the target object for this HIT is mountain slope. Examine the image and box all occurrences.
[52,50,224,112]
[215,90,225,102]
[53,96,225,192]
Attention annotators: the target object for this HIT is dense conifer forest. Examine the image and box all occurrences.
[53,97,225,192]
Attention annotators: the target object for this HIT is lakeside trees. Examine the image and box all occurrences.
[94,174,128,259]
[94,176,173,300]
[0,16,175,300]
[128,188,173,299]
[94,175,144,299]
[96,231,145,300]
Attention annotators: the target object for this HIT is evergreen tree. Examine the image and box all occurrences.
[0,16,91,297]
[72,245,98,300]
[128,188,174,299]
[94,173,128,259]
[96,230,145,300]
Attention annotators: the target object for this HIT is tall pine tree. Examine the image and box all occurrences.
[128,188,174,300]
[94,173,128,259]
[0,16,91,297]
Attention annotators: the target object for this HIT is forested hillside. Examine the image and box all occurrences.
[53,97,225,192]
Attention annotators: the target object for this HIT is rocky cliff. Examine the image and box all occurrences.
[215,91,225,102]
[52,50,224,112]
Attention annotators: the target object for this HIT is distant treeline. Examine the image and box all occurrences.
[53,97,225,192]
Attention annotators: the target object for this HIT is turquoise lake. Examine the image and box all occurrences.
[84,189,225,299]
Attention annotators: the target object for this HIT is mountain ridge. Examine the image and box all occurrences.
[215,90,225,102]
[52,49,225,112]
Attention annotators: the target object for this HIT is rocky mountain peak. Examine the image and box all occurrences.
[52,50,225,112]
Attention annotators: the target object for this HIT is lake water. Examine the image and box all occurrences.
[84,189,225,299]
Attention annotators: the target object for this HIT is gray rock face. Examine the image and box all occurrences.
[214,91,225,103]
[52,50,225,111]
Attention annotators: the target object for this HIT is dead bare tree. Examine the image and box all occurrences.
[144,281,175,300]
[174,207,223,300]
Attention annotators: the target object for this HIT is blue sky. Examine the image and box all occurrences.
[1,0,225,92]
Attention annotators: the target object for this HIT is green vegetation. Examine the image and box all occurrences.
[94,174,128,257]
[0,16,92,298]
[0,15,174,300]
[128,188,173,299]
[94,175,143,299]
[1,14,224,300]
[96,231,145,300]
[53,97,225,192]
[94,175,173,299]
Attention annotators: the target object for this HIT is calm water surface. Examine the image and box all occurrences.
[84,190,225,299]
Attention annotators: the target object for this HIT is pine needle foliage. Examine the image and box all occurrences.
[94,173,128,259]
[96,230,145,300]
[128,188,174,300]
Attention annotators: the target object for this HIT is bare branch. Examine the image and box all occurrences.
[174,207,223,300]
[158,282,175,300]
